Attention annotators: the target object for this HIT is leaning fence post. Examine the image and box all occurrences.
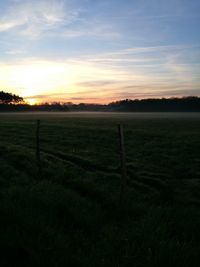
[118,124,127,204]
[36,120,41,173]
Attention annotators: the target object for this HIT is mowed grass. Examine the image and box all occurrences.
[0,112,200,266]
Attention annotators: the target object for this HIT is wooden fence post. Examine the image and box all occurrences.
[36,120,41,173]
[118,124,127,204]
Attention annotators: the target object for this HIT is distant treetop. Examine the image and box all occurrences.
[0,91,24,104]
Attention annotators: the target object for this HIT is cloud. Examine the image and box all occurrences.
[61,23,120,39]
[0,0,119,40]
[114,88,200,100]
[25,86,200,104]
[6,49,26,55]
[25,92,103,103]
[0,0,79,38]
[77,80,117,88]
[0,42,199,104]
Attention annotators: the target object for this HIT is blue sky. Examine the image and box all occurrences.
[0,0,199,103]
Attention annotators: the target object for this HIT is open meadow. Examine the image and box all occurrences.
[0,112,200,266]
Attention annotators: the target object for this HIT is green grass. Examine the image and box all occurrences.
[0,112,200,266]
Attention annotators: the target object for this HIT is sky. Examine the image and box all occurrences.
[0,0,200,104]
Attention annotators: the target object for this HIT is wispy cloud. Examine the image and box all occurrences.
[5,49,26,55]
[0,42,199,103]
[0,0,119,40]
[77,80,117,88]
[59,16,120,39]
[0,0,78,38]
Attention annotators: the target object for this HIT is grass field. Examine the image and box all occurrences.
[0,112,200,267]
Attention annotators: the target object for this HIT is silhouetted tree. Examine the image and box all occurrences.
[0,91,24,104]
[108,97,200,112]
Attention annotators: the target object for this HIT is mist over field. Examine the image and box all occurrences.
[1,111,200,120]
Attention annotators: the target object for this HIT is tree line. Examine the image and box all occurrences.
[108,97,200,112]
[1,91,200,112]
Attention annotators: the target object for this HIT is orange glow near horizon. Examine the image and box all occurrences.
[27,98,39,105]
[24,96,112,105]
[1,58,200,105]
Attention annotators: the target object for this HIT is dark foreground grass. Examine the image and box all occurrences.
[0,112,200,266]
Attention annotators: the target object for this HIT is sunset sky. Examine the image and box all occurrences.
[0,0,200,104]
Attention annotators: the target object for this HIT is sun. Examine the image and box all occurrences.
[27,98,38,105]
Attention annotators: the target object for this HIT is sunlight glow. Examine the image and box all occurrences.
[27,98,38,105]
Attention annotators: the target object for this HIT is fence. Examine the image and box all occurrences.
[35,120,128,204]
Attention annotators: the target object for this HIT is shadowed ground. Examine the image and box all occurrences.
[0,112,200,266]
